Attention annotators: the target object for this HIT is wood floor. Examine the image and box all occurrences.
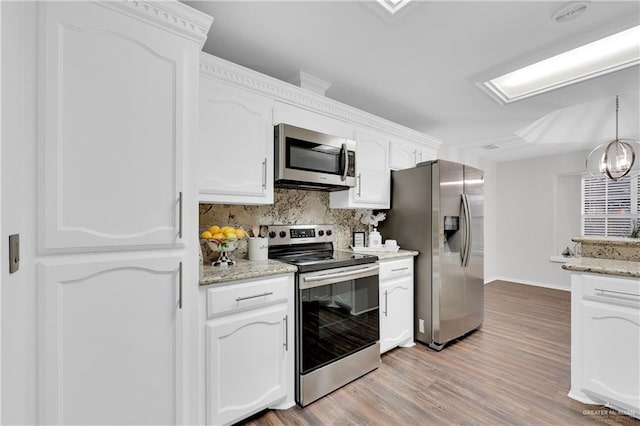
[241,280,640,426]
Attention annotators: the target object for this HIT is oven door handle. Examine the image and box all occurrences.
[300,264,379,289]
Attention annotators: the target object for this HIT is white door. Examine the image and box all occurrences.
[206,303,288,426]
[355,132,390,206]
[39,257,183,425]
[380,280,413,353]
[198,79,274,204]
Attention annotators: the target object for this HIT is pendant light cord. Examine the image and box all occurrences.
[616,95,619,140]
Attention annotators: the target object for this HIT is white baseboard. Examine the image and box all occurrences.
[487,276,570,292]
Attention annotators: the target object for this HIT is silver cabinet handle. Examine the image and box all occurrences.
[383,290,388,317]
[283,315,289,352]
[178,262,183,310]
[178,192,183,239]
[418,151,423,162]
[413,150,418,166]
[235,291,273,302]
[262,158,267,190]
[357,173,362,197]
[391,267,409,272]
[594,288,640,298]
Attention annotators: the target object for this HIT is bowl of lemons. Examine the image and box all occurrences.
[201,225,247,266]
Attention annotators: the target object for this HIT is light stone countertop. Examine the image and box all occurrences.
[562,257,640,279]
[342,248,419,260]
[200,258,297,286]
[572,236,640,247]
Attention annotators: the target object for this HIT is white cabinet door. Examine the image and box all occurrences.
[38,257,183,425]
[581,299,640,412]
[39,2,187,252]
[199,79,274,204]
[206,303,288,426]
[380,278,414,353]
[330,131,390,209]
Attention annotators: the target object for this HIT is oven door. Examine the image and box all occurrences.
[275,124,356,189]
[297,263,379,376]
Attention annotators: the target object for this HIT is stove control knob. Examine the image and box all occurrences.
[326,230,333,236]
[318,230,324,236]
[279,231,287,238]
[269,231,276,238]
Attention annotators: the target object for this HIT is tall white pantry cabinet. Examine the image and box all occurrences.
[1,2,212,425]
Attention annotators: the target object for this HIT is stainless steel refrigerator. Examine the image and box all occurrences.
[380,159,484,350]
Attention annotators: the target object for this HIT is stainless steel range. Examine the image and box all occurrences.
[267,224,380,407]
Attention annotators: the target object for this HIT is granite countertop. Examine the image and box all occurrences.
[562,257,640,279]
[200,258,297,286]
[572,236,640,247]
[342,248,419,260]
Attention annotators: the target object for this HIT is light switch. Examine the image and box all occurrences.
[9,234,19,273]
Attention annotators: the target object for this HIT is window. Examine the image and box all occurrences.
[581,175,639,237]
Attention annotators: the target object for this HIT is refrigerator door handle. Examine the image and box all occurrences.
[462,193,472,267]
[459,195,466,266]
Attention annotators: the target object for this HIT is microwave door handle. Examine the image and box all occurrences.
[340,143,348,182]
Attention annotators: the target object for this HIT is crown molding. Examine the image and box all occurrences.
[99,0,213,48]
[200,53,442,149]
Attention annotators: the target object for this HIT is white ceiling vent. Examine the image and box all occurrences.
[552,1,590,23]
[483,144,500,150]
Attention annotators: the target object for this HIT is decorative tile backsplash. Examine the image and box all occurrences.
[199,188,372,262]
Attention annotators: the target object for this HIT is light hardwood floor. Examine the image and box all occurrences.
[241,280,640,425]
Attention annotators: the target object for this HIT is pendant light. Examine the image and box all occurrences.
[585,95,637,181]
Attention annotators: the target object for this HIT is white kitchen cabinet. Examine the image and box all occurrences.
[379,257,415,353]
[39,1,203,252]
[38,257,183,425]
[389,139,438,170]
[31,2,212,425]
[330,130,390,209]
[199,61,274,205]
[202,274,295,426]
[570,273,640,418]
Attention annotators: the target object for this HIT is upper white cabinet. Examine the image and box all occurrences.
[330,131,390,209]
[389,139,438,170]
[272,101,352,139]
[198,72,274,205]
[38,1,206,252]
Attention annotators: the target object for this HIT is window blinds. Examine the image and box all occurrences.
[582,175,638,237]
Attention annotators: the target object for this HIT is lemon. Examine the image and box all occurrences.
[223,230,237,239]
[201,230,213,239]
[212,232,225,239]
[234,228,246,238]
[221,226,234,233]
[208,225,221,234]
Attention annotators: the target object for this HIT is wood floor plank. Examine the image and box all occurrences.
[241,280,640,426]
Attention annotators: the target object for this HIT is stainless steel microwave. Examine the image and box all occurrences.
[274,124,356,191]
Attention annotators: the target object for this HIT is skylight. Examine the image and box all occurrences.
[483,25,640,104]
[376,0,411,14]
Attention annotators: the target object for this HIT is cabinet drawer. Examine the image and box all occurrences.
[379,258,413,281]
[206,275,290,318]
[581,274,640,308]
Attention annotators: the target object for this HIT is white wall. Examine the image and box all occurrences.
[492,150,587,291]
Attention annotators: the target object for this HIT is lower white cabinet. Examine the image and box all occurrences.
[203,274,294,426]
[570,273,640,418]
[379,257,415,353]
[38,257,183,425]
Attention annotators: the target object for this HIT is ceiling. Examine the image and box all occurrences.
[184,0,640,162]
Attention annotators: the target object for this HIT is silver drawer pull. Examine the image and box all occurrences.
[391,267,409,272]
[235,292,274,302]
[594,288,640,298]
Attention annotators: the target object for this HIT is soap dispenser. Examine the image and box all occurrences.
[368,227,382,248]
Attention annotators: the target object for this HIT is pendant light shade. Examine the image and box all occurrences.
[586,96,637,181]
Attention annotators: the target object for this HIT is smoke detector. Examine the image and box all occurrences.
[552,1,590,23]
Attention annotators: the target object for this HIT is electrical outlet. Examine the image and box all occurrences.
[419,318,425,334]
[9,234,19,273]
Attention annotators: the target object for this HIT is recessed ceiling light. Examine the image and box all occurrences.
[552,1,590,23]
[482,25,640,104]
